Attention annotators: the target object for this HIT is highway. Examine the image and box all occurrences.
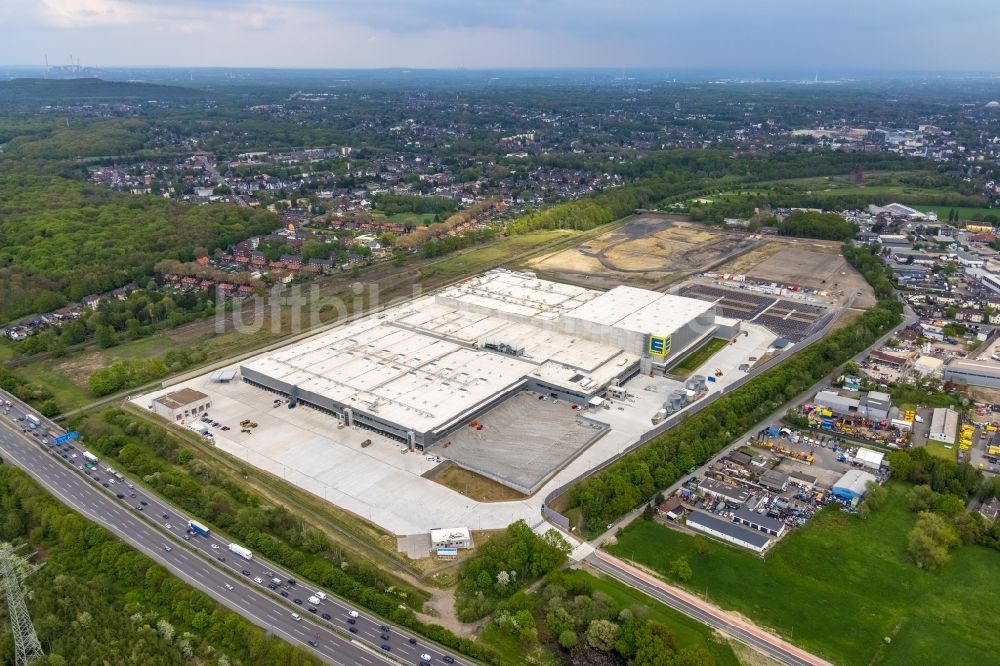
[0,392,466,666]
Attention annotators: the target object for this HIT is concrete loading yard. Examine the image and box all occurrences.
[135,269,781,538]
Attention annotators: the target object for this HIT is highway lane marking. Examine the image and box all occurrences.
[1,423,399,666]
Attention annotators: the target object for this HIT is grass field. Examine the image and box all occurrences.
[923,439,956,461]
[914,205,998,222]
[427,462,526,502]
[387,212,438,226]
[700,171,987,211]
[671,337,729,377]
[419,230,577,282]
[608,483,1000,666]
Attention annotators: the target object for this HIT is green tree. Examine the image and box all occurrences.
[558,629,578,649]
[585,619,620,651]
[94,324,117,349]
[908,511,960,570]
[668,556,693,582]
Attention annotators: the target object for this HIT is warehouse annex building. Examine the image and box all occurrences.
[240,269,733,449]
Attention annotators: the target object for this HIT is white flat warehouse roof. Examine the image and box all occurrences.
[241,269,717,438]
[242,316,537,433]
[564,286,716,336]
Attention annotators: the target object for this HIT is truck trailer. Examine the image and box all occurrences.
[228,543,253,560]
[188,520,210,537]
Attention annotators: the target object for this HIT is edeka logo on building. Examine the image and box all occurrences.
[648,335,670,356]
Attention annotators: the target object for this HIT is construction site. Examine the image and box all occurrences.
[524,215,760,291]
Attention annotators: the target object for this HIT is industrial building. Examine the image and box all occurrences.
[944,358,1000,389]
[686,511,771,553]
[699,478,751,506]
[852,447,885,472]
[832,470,879,502]
[813,389,892,421]
[239,270,728,448]
[732,506,786,537]
[929,407,959,446]
[430,527,472,550]
[150,388,211,423]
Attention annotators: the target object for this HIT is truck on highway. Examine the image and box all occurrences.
[228,543,253,560]
[82,451,99,466]
[307,595,321,606]
[188,520,211,537]
[25,414,40,429]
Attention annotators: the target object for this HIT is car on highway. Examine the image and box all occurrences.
[253,576,263,584]
[321,613,331,620]
[224,583,234,591]
[242,569,251,576]
[381,644,391,652]
[211,543,220,550]
[409,637,417,645]
[182,534,190,541]
[308,640,318,647]
[101,483,109,488]
[308,607,317,614]
[420,653,431,662]
[164,523,172,529]
[268,583,278,590]
[293,598,302,605]
[443,657,455,664]
[291,613,301,622]
[380,632,389,641]
[380,625,389,632]
[280,590,288,597]
[348,610,359,618]
[347,618,356,625]
[135,505,143,511]
[216,556,226,562]
[288,578,296,585]
[349,627,358,634]
[163,544,172,552]
[140,500,148,506]
[116,493,124,499]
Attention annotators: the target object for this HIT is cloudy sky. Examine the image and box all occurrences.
[4,0,1000,71]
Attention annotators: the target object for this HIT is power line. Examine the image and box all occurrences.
[0,543,44,666]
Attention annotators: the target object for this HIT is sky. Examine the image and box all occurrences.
[4,0,1000,72]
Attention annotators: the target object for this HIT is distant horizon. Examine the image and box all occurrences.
[6,1,1000,71]
[5,65,1000,85]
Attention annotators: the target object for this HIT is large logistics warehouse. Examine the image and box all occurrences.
[240,270,730,449]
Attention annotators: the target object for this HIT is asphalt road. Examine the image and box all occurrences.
[585,552,830,666]
[0,393,466,666]
[578,305,918,664]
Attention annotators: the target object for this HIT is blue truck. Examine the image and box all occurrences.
[187,520,210,537]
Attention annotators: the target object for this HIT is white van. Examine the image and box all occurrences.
[314,591,326,601]
[308,595,321,606]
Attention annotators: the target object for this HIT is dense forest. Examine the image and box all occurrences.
[776,211,858,241]
[0,465,319,665]
[0,175,279,322]
[372,193,459,216]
